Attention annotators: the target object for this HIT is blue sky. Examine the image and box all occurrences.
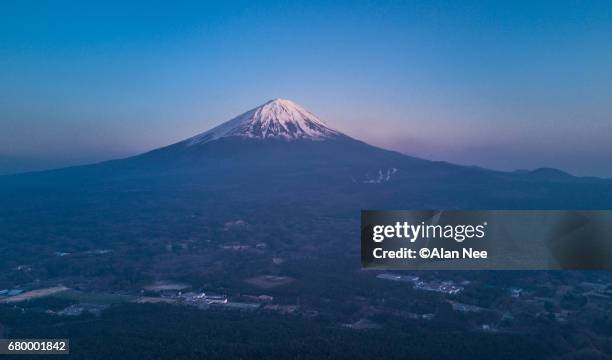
[1,0,611,176]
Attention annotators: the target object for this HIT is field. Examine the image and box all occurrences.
[52,290,136,305]
[245,276,296,289]
[0,286,69,303]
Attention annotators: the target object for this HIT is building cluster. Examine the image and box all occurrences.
[376,274,419,283]
[509,287,523,298]
[414,281,463,295]
[181,292,228,305]
[377,273,463,295]
[56,303,108,317]
[221,244,251,251]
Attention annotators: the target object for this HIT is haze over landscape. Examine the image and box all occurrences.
[1,1,611,176]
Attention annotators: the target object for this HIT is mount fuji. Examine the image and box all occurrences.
[2,98,611,211]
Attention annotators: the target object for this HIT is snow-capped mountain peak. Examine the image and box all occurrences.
[186,99,343,145]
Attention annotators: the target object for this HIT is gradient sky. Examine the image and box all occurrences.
[1,1,611,176]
